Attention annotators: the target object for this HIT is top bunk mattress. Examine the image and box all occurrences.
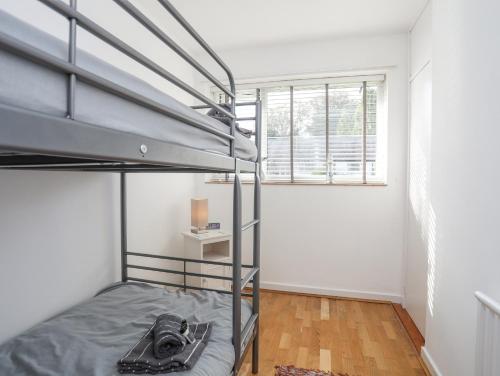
[0,9,257,162]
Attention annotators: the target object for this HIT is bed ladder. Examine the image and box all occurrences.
[232,100,262,374]
[232,169,261,374]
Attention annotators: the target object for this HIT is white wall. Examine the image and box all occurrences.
[405,2,432,335]
[195,34,409,302]
[0,0,198,343]
[126,174,196,285]
[421,0,500,375]
[0,171,119,342]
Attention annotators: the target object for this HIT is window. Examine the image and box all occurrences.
[208,75,387,184]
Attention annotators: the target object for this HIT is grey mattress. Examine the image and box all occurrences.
[0,9,257,161]
[0,282,252,376]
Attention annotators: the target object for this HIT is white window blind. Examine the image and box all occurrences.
[262,87,291,180]
[328,83,363,181]
[208,75,386,184]
[293,85,326,181]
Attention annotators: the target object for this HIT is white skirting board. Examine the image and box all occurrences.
[421,347,443,376]
[260,281,403,303]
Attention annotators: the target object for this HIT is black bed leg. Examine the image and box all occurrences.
[252,331,259,373]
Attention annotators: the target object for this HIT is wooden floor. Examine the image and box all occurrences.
[240,291,428,376]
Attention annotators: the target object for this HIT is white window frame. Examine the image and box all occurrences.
[207,73,388,186]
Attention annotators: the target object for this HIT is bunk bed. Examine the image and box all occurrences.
[0,1,261,375]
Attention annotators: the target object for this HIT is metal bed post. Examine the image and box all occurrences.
[232,170,242,369]
[230,101,236,157]
[229,74,236,158]
[120,172,128,282]
[67,0,77,119]
[183,261,186,292]
[252,100,262,374]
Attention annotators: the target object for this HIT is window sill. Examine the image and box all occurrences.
[205,180,387,187]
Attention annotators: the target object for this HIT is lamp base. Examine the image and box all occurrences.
[191,227,208,234]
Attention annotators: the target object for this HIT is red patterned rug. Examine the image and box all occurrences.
[275,365,349,376]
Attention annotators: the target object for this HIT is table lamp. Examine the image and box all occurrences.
[191,198,208,234]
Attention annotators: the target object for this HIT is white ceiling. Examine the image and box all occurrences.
[166,0,427,51]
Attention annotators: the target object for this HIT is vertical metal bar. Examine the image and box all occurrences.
[232,172,242,369]
[252,172,261,374]
[325,83,329,183]
[290,86,294,182]
[256,89,262,180]
[120,172,128,282]
[251,94,262,373]
[183,260,186,292]
[255,99,262,165]
[230,101,236,157]
[67,0,77,119]
[229,88,236,158]
[362,81,367,184]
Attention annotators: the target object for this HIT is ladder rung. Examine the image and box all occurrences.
[242,219,260,231]
[241,267,259,291]
[240,313,259,352]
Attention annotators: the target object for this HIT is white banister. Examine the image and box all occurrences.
[475,292,500,316]
[475,291,500,376]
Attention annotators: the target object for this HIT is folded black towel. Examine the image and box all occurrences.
[117,318,212,374]
[153,314,194,359]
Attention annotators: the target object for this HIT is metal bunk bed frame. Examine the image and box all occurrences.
[0,0,261,374]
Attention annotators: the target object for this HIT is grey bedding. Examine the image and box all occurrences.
[0,9,257,161]
[0,283,252,376]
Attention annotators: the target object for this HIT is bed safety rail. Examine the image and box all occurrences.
[41,0,235,116]
[45,0,233,115]
[125,251,253,268]
[114,0,233,101]
[0,0,239,157]
[0,30,234,141]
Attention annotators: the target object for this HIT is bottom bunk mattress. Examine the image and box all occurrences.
[0,283,252,376]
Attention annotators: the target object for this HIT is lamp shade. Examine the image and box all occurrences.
[191,198,208,229]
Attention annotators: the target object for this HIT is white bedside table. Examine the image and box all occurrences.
[182,231,232,291]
